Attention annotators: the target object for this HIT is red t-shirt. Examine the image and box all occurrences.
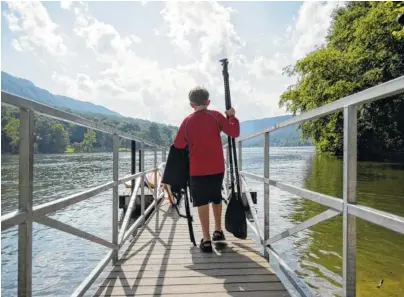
[173,109,240,176]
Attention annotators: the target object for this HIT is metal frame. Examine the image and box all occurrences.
[223,75,404,297]
[1,93,168,297]
[18,108,34,297]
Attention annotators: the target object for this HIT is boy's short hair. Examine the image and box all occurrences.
[189,86,209,106]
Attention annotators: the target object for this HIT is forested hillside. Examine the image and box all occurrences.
[1,106,176,154]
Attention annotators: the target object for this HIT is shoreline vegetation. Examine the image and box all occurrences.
[1,105,311,155]
[279,2,404,162]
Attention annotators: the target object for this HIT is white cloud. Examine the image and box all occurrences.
[52,72,96,101]
[160,1,245,75]
[289,1,344,60]
[3,1,344,126]
[60,1,72,10]
[248,56,283,79]
[5,2,67,56]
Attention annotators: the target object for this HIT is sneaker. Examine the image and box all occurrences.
[199,239,212,253]
[212,230,226,242]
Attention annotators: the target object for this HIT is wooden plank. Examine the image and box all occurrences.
[113,262,269,271]
[105,267,274,278]
[96,290,290,297]
[130,239,258,246]
[93,282,288,296]
[117,255,268,265]
[119,245,261,255]
[100,275,280,286]
[120,251,262,259]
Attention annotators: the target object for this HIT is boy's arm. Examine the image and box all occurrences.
[173,119,187,149]
[217,112,240,138]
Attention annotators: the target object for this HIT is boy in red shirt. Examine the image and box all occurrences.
[173,86,240,252]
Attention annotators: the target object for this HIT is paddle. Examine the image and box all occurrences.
[220,58,247,240]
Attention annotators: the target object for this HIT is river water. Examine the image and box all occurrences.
[1,147,403,297]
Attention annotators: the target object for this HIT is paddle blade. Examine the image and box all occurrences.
[225,193,247,240]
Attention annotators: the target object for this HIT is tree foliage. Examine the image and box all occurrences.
[82,129,96,152]
[1,106,176,154]
[35,119,70,153]
[3,118,20,153]
[280,1,404,160]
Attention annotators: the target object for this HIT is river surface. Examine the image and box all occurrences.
[2,147,404,297]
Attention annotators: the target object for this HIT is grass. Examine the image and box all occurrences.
[64,145,75,153]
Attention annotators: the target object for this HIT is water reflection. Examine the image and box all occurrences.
[1,152,161,297]
[291,154,404,297]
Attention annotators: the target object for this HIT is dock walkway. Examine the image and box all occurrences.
[93,200,291,297]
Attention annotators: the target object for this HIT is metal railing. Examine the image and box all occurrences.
[2,74,404,297]
[1,91,168,297]
[224,75,404,297]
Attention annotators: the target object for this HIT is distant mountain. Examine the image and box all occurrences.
[240,115,312,147]
[1,71,310,148]
[1,72,120,116]
[1,72,178,154]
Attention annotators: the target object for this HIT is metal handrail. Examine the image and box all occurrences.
[1,91,164,148]
[1,91,169,297]
[224,75,404,297]
[224,75,404,146]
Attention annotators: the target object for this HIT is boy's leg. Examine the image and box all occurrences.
[198,204,210,242]
[190,175,211,242]
[212,201,222,231]
[211,172,225,241]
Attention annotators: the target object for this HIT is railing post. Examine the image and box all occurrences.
[112,134,119,265]
[343,106,357,296]
[264,132,270,260]
[154,147,158,204]
[131,140,136,192]
[162,148,166,163]
[18,108,34,297]
[238,141,243,171]
[140,143,145,224]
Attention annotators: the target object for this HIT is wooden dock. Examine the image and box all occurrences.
[93,200,291,297]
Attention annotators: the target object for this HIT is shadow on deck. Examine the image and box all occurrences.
[93,201,290,297]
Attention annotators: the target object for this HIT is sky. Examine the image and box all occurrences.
[1,1,344,126]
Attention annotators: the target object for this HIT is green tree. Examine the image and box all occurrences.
[35,118,69,153]
[82,129,96,152]
[51,123,69,153]
[280,1,404,160]
[3,118,20,153]
[148,123,163,145]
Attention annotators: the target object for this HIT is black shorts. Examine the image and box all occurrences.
[190,173,224,207]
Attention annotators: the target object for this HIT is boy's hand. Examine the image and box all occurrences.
[225,107,236,117]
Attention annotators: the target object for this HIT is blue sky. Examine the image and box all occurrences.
[1,1,343,125]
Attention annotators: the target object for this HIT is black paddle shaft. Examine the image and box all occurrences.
[220,58,242,201]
